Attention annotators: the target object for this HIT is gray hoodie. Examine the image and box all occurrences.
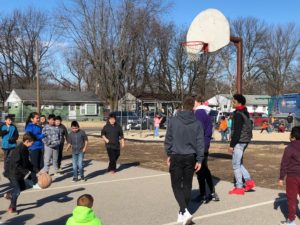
[164,111,204,163]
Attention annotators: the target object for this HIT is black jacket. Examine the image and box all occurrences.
[230,107,251,148]
[164,111,204,163]
[101,123,124,149]
[3,143,34,180]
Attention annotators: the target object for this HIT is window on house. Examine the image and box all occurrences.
[85,104,97,115]
[80,105,86,115]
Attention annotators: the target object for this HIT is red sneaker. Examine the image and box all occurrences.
[229,188,245,195]
[244,180,256,191]
[7,208,17,215]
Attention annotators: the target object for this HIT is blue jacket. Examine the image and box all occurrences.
[0,124,19,150]
[194,108,213,152]
[25,122,45,151]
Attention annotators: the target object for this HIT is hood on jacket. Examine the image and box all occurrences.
[72,206,98,223]
[177,111,197,125]
[195,105,211,114]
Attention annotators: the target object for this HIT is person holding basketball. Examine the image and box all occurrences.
[3,132,37,214]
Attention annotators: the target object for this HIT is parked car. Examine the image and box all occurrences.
[109,111,140,130]
[249,112,268,128]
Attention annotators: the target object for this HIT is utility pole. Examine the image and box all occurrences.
[36,39,41,114]
[230,37,243,94]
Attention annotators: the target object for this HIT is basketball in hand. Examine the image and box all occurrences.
[37,172,52,189]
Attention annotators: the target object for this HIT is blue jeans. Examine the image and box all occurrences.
[232,143,251,188]
[72,152,84,178]
[154,127,159,137]
[9,178,26,210]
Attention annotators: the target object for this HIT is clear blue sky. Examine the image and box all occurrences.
[0,0,299,26]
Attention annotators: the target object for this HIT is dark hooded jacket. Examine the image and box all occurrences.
[164,111,204,163]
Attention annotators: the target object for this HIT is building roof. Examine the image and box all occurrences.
[9,89,102,103]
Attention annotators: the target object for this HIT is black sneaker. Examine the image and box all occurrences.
[210,192,220,201]
[72,178,78,182]
[80,176,86,182]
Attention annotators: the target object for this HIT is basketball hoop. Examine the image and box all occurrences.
[181,41,208,61]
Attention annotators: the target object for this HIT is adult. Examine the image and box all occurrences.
[165,97,204,224]
[287,112,294,132]
[25,112,45,189]
[228,94,255,195]
[194,96,219,203]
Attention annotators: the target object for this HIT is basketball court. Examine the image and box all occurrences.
[0,158,295,225]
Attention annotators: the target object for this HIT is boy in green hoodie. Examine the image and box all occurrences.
[66,194,102,225]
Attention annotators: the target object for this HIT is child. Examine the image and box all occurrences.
[278,126,300,225]
[218,116,228,142]
[66,194,102,225]
[42,114,61,176]
[25,112,45,189]
[40,115,47,128]
[66,121,88,182]
[55,116,68,171]
[153,114,163,138]
[260,121,269,133]
[0,115,19,171]
[101,113,124,174]
[3,132,36,214]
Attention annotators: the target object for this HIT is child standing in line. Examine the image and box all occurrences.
[278,126,300,225]
[3,132,36,214]
[0,115,19,170]
[42,114,62,177]
[66,194,102,225]
[66,121,88,182]
[25,112,45,189]
[153,114,163,138]
[101,113,124,174]
[55,116,68,171]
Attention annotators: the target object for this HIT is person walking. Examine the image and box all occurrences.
[287,113,294,132]
[165,97,204,225]
[278,126,300,225]
[228,94,255,195]
[101,113,124,174]
[55,116,68,171]
[194,96,219,203]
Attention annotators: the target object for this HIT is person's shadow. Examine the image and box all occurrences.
[273,192,300,220]
[117,162,140,172]
[17,187,85,214]
[37,214,71,225]
[3,213,35,225]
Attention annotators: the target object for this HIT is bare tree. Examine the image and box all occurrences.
[260,23,300,95]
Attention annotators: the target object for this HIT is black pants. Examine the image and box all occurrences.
[169,154,196,214]
[29,149,43,184]
[9,178,26,210]
[196,154,214,196]
[57,142,64,169]
[106,147,120,172]
[2,148,13,170]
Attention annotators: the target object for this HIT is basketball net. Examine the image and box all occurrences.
[181,41,208,61]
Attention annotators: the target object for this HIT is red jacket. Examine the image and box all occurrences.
[279,140,300,179]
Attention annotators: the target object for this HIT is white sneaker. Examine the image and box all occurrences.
[177,212,184,223]
[32,184,42,190]
[182,209,193,225]
[281,220,296,225]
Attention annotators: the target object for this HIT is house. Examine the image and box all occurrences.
[5,89,104,122]
[207,94,271,114]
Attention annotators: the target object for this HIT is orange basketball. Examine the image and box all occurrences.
[37,173,52,189]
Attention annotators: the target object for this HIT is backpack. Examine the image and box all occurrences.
[237,111,253,142]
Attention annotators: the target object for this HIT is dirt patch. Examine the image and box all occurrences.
[0,136,286,190]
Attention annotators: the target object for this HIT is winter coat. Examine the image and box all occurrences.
[66,206,102,225]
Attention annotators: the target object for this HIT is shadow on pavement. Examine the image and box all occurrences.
[85,169,107,180]
[209,153,232,160]
[273,192,300,220]
[3,213,34,225]
[37,214,71,225]
[117,162,140,172]
[17,187,85,214]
